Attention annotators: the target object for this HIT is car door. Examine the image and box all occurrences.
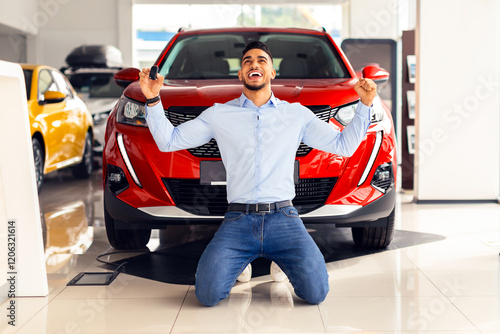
[36,68,71,170]
[51,70,86,162]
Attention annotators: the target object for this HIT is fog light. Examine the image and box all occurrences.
[371,162,393,193]
[107,164,129,195]
[109,173,122,183]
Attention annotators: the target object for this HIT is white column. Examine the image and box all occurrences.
[0,61,48,298]
[118,0,133,67]
[414,0,500,200]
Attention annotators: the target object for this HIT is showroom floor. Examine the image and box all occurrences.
[2,168,500,334]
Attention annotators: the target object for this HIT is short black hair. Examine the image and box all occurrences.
[241,41,273,63]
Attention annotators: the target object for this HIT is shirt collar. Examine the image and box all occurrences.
[238,92,278,109]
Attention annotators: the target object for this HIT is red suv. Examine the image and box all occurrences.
[103,27,397,250]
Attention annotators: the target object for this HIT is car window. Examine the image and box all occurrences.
[262,34,349,79]
[52,70,73,98]
[22,69,33,100]
[160,32,349,80]
[38,69,58,101]
[162,34,245,79]
[69,73,123,98]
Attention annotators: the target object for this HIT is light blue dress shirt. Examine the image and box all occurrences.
[145,93,371,204]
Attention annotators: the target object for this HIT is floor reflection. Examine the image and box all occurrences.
[39,167,104,274]
[42,200,93,273]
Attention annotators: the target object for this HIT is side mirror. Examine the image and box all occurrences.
[41,91,66,104]
[114,67,140,88]
[361,65,390,84]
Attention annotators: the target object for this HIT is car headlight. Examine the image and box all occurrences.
[332,102,357,126]
[116,97,147,127]
[332,97,385,126]
[371,96,385,123]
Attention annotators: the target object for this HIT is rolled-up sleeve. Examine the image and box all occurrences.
[301,101,371,157]
[145,102,214,152]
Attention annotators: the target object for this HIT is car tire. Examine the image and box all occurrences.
[72,132,93,179]
[351,209,395,248]
[104,203,151,249]
[32,138,44,191]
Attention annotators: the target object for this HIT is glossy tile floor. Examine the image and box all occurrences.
[2,168,500,333]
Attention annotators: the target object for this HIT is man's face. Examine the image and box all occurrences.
[238,48,276,91]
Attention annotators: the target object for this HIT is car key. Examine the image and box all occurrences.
[149,65,158,80]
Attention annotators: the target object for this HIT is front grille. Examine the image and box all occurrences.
[309,105,332,122]
[165,106,206,126]
[296,105,332,157]
[164,105,332,158]
[162,177,337,216]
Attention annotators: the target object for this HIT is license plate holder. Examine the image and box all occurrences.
[200,161,299,185]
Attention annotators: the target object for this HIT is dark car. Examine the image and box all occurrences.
[103,27,397,250]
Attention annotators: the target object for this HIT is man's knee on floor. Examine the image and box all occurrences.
[195,288,224,307]
[303,285,329,305]
[296,279,329,305]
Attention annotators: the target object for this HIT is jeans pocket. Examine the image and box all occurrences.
[281,206,299,218]
[223,211,245,222]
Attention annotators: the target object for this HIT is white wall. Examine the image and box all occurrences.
[415,0,500,200]
[37,0,131,68]
[0,0,38,34]
[346,0,400,40]
[0,0,38,63]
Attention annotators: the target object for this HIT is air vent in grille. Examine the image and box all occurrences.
[164,105,332,158]
[308,105,332,122]
[162,177,337,216]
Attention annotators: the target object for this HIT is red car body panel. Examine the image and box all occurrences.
[103,27,397,231]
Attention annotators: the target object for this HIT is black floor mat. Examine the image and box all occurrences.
[105,225,444,285]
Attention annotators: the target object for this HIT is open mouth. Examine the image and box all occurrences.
[248,71,263,78]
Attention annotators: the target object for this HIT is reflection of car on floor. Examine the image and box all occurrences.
[103,27,397,250]
[41,200,94,273]
[62,45,124,155]
[21,64,94,191]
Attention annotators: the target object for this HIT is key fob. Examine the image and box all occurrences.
[149,65,158,80]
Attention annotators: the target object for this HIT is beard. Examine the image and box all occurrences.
[243,80,266,91]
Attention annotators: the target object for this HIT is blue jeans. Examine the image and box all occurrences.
[195,206,329,306]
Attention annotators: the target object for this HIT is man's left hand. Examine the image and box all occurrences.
[354,78,377,107]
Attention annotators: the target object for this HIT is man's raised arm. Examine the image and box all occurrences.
[139,68,213,152]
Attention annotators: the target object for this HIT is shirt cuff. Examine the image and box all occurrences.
[145,100,164,118]
[356,100,372,119]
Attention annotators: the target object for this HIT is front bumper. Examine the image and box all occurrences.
[104,185,395,229]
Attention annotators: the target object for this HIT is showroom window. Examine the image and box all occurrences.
[132,4,343,68]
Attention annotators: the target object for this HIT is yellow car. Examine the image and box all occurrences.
[21,64,94,190]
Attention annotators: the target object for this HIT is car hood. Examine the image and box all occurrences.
[124,78,360,108]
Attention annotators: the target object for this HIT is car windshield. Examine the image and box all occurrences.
[159,32,349,80]
[22,69,33,100]
[68,73,123,98]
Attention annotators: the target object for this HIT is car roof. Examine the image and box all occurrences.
[64,67,120,75]
[176,26,327,37]
[20,64,54,71]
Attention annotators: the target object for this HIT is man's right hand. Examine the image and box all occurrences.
[139,67,164,101]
